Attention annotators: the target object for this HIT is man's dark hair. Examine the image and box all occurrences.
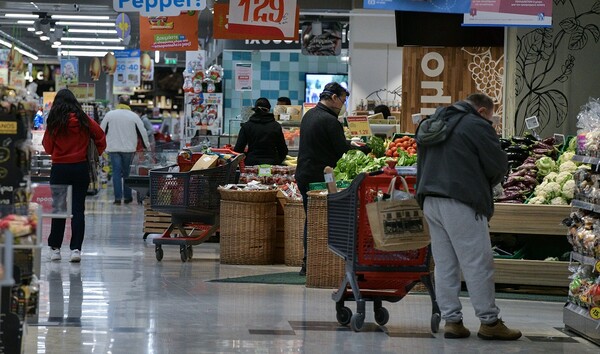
[277,97,291,105]
[319,82,349,100]
[373,105,391,118]
[466,93,493,111]
[118,95,130,105]
[254,97,271,112]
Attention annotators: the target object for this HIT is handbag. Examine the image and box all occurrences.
[87,138,99,192]
[366,176,430,251]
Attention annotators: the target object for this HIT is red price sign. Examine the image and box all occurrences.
[229,0,297,38]
[346,116,372,137]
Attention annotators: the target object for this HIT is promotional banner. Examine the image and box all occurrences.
[89,57,101,81]
[234,63,252,91]
[301,22,342,56]
[140,12,199,51]
[9,71,25,89]
[364,0,471,14]
[42,92,56,112]
[214,3,299,40]
[140,52,154,81]
[113,49,141,88]
[60,58,79,85]
[464,0,552,27]
[0,49,8,86]
[113,0,206,16]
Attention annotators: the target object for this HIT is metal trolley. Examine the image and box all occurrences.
[149,154,243,262]
[327,172,441,332]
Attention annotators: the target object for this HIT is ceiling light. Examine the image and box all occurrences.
[56,21,115,27]
[14,47,38,61]
[17,20,35,24]
[52,15,110,20]
[39,35,50,41]
[34,21,43,35]
[4,13,39,19]
[61,37,122,43]
[0,38,12,48]
[27,27,35,31]
[60,50,110,57]
[68,28,117,34]
[57,44,126,50]
[53,40,61,46]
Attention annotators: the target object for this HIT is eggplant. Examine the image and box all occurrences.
[499,138,511,149]
[523,132,539,145]
[516,162,537,171]
[532,142,553,150]
[506,144,529,153]
[511,136,529,145]
[507,151,529,161]
[542,137,556,146]
[522,175,539,186]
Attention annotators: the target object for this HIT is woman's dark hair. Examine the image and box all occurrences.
[277,97,291,105]
[319,82,349,101]
[373,105,391,119]
[254,97,271,112]
[46,89,90,136]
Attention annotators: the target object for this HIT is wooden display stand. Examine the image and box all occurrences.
[489,203,571,287]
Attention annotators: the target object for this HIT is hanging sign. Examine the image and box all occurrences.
[59,58,79,85]
[113,49,141,88]
[363,0,470,14]
[0,49,8,86]
[464,0,552,27]
[140,52,154,81]
[214,1,299,40]
[234,63,252,91]
[113,0,206,16]
[139,12,199,51]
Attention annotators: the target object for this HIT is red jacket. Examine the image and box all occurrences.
[42,114,107,164]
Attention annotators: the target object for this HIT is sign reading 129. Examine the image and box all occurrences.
[228,0,296,38]
[237,0,285,23]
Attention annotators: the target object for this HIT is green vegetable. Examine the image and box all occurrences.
[333,150,387,181]
[396,149,418,166]
[535,156,556,176]
[366,136,386,158]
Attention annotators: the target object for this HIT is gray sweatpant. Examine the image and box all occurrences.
[423,197,500,324]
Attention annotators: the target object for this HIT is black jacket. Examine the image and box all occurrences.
[295,102,353,188]
[233,110,288,166]
[416,101,508,220]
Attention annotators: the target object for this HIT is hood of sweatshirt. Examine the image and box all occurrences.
[248,111,276,124]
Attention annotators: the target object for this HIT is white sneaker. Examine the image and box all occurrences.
[70,249,81,263]
[50,247,61,261]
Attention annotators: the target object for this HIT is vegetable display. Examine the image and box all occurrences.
[333,150,387,181]
[366,136,386,158]
[385,136,417,158]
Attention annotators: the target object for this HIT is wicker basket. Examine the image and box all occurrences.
[306,191,345,288]
[283,199,305,267]
[218,188,278,203]
[220,200,277,264]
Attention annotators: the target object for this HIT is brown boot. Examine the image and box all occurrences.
[477,319,522,340]
[444,320,470,338]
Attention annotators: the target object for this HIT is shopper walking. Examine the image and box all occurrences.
[42,89,106,262]
[101,95,149,204]
[233,98,288,166]
[295,82,369,276]
[134,108,156,152]
[415,93,521,340]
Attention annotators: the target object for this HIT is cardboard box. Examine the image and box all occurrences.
[191,154,218,171]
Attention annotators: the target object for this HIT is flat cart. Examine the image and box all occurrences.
[327,172,440,332]
[149,154,243,262]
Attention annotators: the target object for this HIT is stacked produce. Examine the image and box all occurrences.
[238,165,295,185]
[563,210,600,258]
[282,155,297,166]
[567,265,600,308]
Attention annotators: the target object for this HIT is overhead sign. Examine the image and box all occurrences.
[463,0,552,27]
[364,0,470,14]
[113,49,140,88]
[214,3,299,40]
[59,58,79,86]
[113,0,206,16]
[140,12,199,51]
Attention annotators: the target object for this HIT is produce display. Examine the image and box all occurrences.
[574,98,600,157]
[333,150,387,181]
[238,165,296,185]
[0,214,36,245]
[283,155,297,167]
[564,210,600,258]
[567,265,600,309]
[384,135,418,165]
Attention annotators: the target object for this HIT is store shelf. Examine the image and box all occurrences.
[493,259,571,287]
[572,155,600,165]
[489,203,570,235]
[571,199,600,213]
[564,303,600,345]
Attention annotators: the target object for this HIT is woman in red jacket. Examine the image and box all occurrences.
[42,89,106,262]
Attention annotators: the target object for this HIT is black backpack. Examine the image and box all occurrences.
[415,103,470,146]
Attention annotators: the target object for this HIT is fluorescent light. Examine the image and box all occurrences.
[39,35,50,41]
[4,13,38,19]
[68,28,117,34]
[60,50,110,57]
[17,20,35,24]
[56,44,125,50]
[14,47,38,60]
[61,37,121,43]
[56,21,114,27]
[53,40,61,46]
[0,38,12,48]
[52,15,110,20]
[27,27,34,32]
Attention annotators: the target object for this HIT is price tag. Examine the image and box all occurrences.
[324,173,334,183]
[114,49,141,87]
[590,307,600,320]
[553,134,565,146]
[228,0,297,38]
[346,116,372,137]
[279,114,290,121]
[595,260,600,273]
[525,116,540,130]
[258,164,272,177]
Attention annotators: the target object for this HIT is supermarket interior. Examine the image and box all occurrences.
[1,0,600,353]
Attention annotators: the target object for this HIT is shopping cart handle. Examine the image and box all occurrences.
[368,170,384,176]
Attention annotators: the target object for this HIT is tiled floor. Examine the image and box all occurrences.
[22,189,600,353]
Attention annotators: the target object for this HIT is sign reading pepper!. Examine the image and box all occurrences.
[113,0,206,16]
[140,12,199,51]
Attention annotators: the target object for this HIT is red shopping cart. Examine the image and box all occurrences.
[327,172,440,332]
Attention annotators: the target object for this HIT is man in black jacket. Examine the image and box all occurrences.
[296,82,369,276]
[416,93,521,341]
[233,98,288,166]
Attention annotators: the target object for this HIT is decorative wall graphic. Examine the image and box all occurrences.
[463,47,505,119]
[514,0,600,136]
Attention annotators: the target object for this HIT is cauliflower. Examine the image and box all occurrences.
[558,151,575,165]
[544,172,558,183]
[555,171,573,186]
[540,181,562,199]
[527,196,546,205]
[550,196,568,205]
[559,160,578,173]
[562,179,576,200]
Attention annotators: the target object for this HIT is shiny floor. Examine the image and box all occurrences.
[22,189,599,353]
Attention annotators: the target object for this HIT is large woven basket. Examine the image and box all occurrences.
[218,188,278,203]
[220,200,277,264]
[306,191,345,288]
[283,199,305,267]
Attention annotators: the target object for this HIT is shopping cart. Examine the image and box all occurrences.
[149,153,243,262]
[327,172,440,332]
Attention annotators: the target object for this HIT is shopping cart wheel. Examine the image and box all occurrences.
[431,312,441,333]
[336,306,352,326]
[350,313,365,332]
[374,307,389,326]
[155,246,163,261]
[187,245,193,260]
[180,245,188,262]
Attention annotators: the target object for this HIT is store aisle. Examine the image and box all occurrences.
[22,190,599,353]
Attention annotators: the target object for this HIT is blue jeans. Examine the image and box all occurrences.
[109,152,134,201]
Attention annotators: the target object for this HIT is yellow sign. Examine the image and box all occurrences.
[42,92,57,113]
[590,307,600,320]
[0,121,17,134]
[595,260,600,273]
[346,116,372,137]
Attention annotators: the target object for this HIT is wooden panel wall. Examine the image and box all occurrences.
[401,47,504,133]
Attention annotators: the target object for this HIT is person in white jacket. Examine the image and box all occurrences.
[101,95,150,204]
